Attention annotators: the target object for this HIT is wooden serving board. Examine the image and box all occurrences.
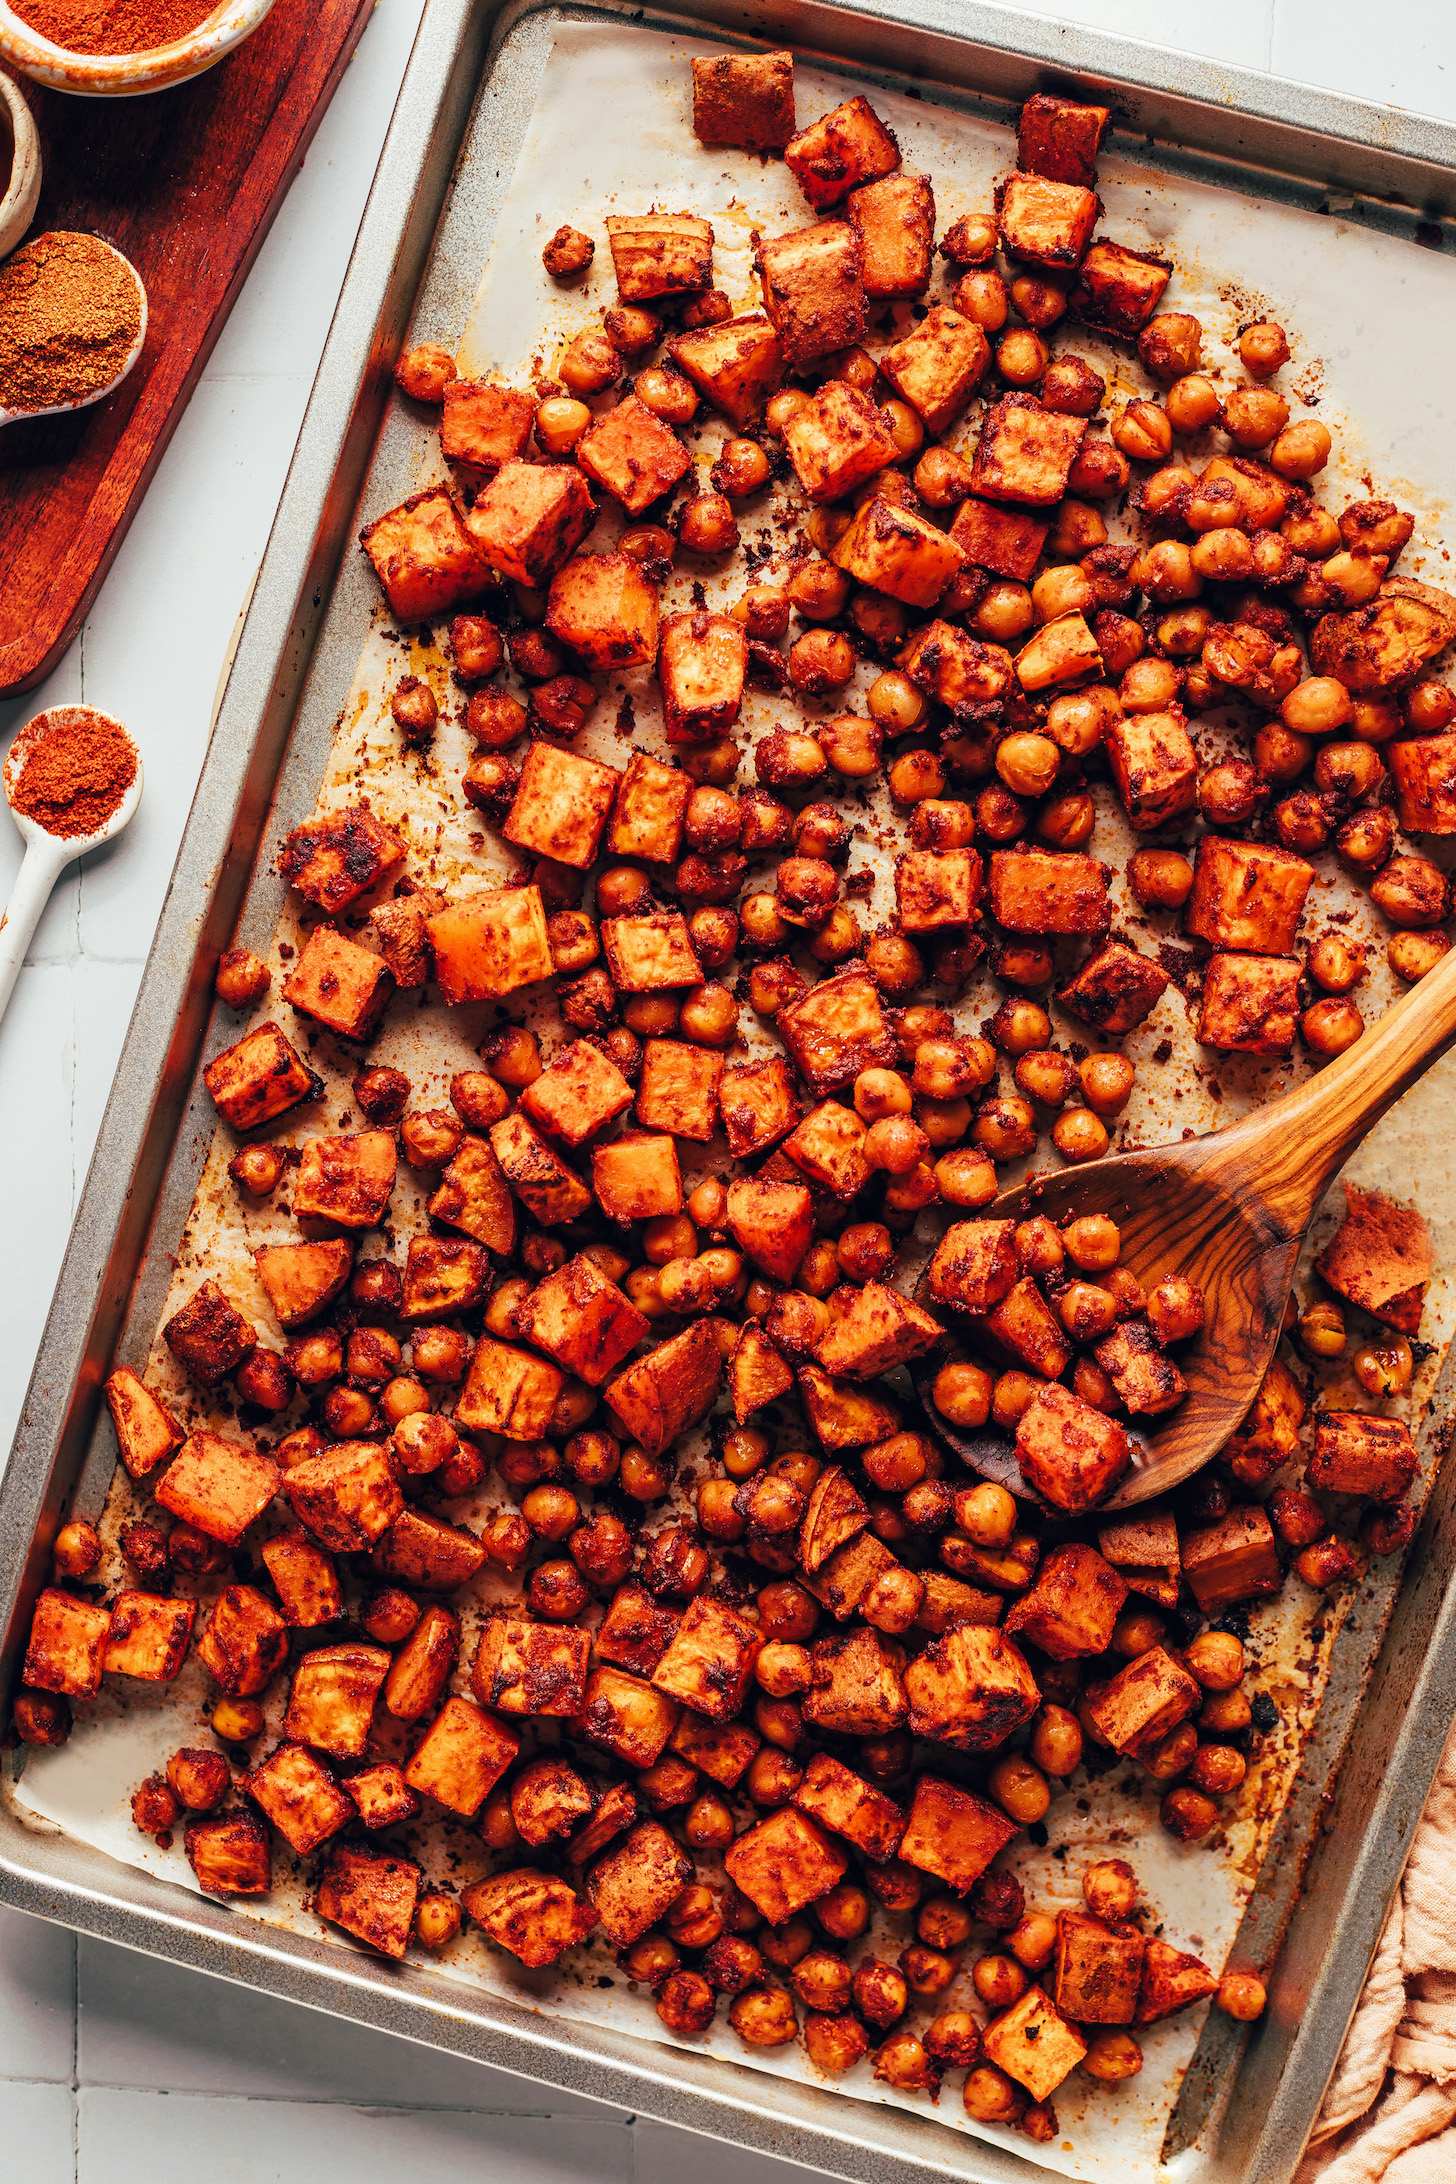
[0,0,376,696]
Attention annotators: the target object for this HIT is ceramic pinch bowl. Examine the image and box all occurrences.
[0,706,143,1029]
[0,233,147,427]
[0,0,276,97]
[0,70,41,260]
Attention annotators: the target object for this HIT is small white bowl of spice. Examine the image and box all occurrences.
[0,230,147,426]
[0,0,276,97]
[0,73,41,260]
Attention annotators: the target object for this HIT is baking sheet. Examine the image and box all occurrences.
[12,19,1456,2181]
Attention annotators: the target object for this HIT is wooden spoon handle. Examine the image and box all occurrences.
[1199,938,1456,1231]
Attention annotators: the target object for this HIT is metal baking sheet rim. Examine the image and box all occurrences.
[5,3,1456,2181]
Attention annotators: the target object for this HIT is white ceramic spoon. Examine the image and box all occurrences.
[0,706,143,1026]
[0,236,146,427]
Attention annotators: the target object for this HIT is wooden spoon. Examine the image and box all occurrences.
[917,941,1456,1511]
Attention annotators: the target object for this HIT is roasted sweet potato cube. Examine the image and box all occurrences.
[1105,707,1198,831]
[989,847,1109,935]
[592,1131,683,1223]
[103,1590,195,1682]
[1058,940,1169,1035]
[1072,238,1172,334]
[503,744,620,871]
[848,171,935,299]
[948,496,1049,582]
[383,1605,459,1721]
[366,891,442,989]
[283,925,395,1041]
[401,1234,490,1322]
[778,962,899,1095]
[577,1664,680,1768]
[317,1844,420,1959]
[439,377,534,480]
[464,459,594,585]
[104,1366,183,1478]
[163,1279,257,1385]
[293,1130,396,1232]
[1018,92,1110,186]
[784,1099,871,1200]
[370,1508,486,1593]
[283,1643,390,1759]
[1005,1544,1126,1660]
[464,1867,596,1965]
[729,1320,796,1423]
[429,1134,519,1255]
[1088,1645,1201,1755]
[637,1039,724,1144]
[807,1532,898,1620]
[1015,610,1103,693]
[803,1626,908,1735]
[205,1021,319,1132]
[359,486,489,622]
[831,492,966,608]
[588,1820,694,1946]
[1310,1411,1418,1501]
[692,48,796,149]
[260,1531,341,1629]
[1317,1185,1432,1333]
[1094,1319,1188,1416]
[278,803,406,915]
[456,1334,564,1441]
[726,1175,813,1282]
[429,887,553,1005]
[1388,731,1456,832]
[490,1112,593,1224]
[798,1363,901,1452]
[246,1743,353,1854]
[915,1572,1004,1634]
[758,221,867,369]
[895,846,980,932]
[651,1595,761,1721]
[1311,579,1456,696]
[404,1694,518,1815]
[567,1781,639,1865]
[1098,1504,1181,1605]
[606,212,714,302]
[195,1585,288,1697]
[522,1040,634,1147]
[577,394,691,517]
[1054,1910,1145,2024]
[606,1325,722,1456]
[904,1623,1038,1752]
[1136,1938,1218,2023]
[1182,1505,1283,1612]
[601,911,702,991]
[472,1617,591,1717]
[608,753,692,864]
[971,393,1088,507]
[785,94,899,209]
[999,172,1099,270]
[23,1588,112,1697]
[519,1254,649,1386]
[156,1431,280,1545]
[595,1582,681,1676]
[928,1220,1018,1315]
[794,1750,904,1861]
[985,1985,1087,2101]
[797,1464,870,1577]
[814,1281,942,1379]
[986,1277,1072,1380]
[667,312,784,429]
[657,611,747,743]
[282,1442,403,1551]
[348,1762,420,1831]
[717,1055,799,1159]
[725,1807,847,1924]
[1016,1383,1131,1512]
[669,1713,760,1789]
[898,1773,1018,1891]
[1197,952,1301,1056]
[782,377,897,503]
[899,620,1014,712]
[1186,836,1314,955]
[941,1531,1041,1594]
[186,1811,271,1895]
[254,1240,352,1332]
[547,550,659,670]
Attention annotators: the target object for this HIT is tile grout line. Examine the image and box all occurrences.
[70,1931,79,2184]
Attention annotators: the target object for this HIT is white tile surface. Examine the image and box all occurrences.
[5,8,1455,2184]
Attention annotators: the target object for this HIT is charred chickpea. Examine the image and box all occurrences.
[788,628,855,693]
[53,1519,101,1578]
[132,1776,181,1837]
[850,590,908,652]
[215,947,270,1008]
[1189,1745,1248,1796]
[973,1954,1028,2010]
[1031,563,1093,621]
[390,674,437,742]
[1352,1334,1414,1398]
[973,1091,1038,1162]
[634,364,697,422]
[13,1691,71,1747]
[541,223,593,278]
[678,492,738,553]
[918,1894,974,1950]
[1270,1491,1328,1553]
[1222,384,1289,448]
[837,1221,895,1280]
[1362,1503,1417,1556]
[1390,930,1451,982]
[955,1480,1018,1547]
[619,1445,672,1502]
[914,444,974,506]
[618,523,676,573]
[711,437,771,497]
[1161,1786,1219,1842]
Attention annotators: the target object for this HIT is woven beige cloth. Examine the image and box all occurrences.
[1298,1715,1456,2182]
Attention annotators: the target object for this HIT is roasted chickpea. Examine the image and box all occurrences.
[973,1091,1037,1162]
[815,1884,870,1941]
[804,2013,870,2074]
[1016,1050,1077,1109]
[634,363,697,423]
[1270,419,1331,479]
[1065,1213,1120,1270]
[787,628,855,693]
[132,1776,181,1838]
[995,730,1061,799]
[973,1954,1028,2010]
[1029,1704,1084,1778]
[1083,2030,1144,2083]
[1147,1275,1205,1345]
[969,580,1034,646]
[991,1370,1039,1429]
[952,267,1008,330]
[818,711,882,778]
[863,668,926,734]
[1201,1688,1253,1735]
[1352,1334,1414,1398]
[53,1518,101,1578]
[1362,1503,1417,1556]
[394,339,458,402]
[930,1360,993,1428]
[997,326,1048,385]
[1161,1785,1219,1841]
[988,1755,1050,1824]
[13,1691,71,1746]
[791,1948,854,2013]
[1010,272,1069,329]
[1189,1744,1248,1796]
[861,931,924,996]
[1302,997,1364,1059]
[711,437,771,497]
[214,946,270,1009]
[211,1698,265,1742]
[1052,1108,1109,1163]
[914,444,974,507]
[1390,929,1451,982]
[558,326,620,395]
[728,1986,799,2048]
[677,491,738,554]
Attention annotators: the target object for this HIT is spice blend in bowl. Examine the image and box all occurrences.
[0,231,143,414]
[0,0,274,94]
[11,0,217,49]
[7,704,137,838]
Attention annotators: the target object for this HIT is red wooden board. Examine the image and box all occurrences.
[0,0,376,696]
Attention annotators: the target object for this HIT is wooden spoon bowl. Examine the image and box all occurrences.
[914,938,1456,1510]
